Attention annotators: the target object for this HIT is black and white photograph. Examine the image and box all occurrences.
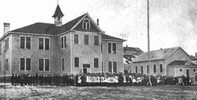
[0,0,197,99]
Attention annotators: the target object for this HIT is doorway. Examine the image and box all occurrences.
[83,68,87,74]
[186,69,189,78]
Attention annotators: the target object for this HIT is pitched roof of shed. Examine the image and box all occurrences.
[133,47,180,62]
[101,34,125,41]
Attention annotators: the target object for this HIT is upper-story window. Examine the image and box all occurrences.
[82,18,90,29]
[108,43,116,54]
[75,57,79,67]
[61,36,67,49]
[84,35,89,45]
[141,66,143,74]
[39,37,50,50]
[20,36,31,49]
[74,34,79,44]
[94,36,99,45]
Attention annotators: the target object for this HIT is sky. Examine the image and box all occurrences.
[0,0,197,55]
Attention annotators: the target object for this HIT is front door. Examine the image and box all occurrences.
[83,68,87,74]
[186,69,189,78]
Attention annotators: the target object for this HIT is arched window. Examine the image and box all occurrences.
[180,69,182,72]
[135,66,138,73]
[82,18,90,29]
[153,64,156,73]
[193,69,196,72]
[160,64,163,73]
[141,66,143,74]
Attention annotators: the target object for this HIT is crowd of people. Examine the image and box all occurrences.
[9,73,196,86]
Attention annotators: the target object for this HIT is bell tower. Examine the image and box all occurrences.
[52,4,64,26]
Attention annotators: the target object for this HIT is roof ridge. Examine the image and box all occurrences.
[143,46,180,53]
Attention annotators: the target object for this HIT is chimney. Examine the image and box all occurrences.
[4,23,10,34]
[97,19,99,26]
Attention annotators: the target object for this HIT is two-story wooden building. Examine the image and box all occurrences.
[0,4,125,76]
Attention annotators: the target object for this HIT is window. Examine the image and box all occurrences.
[61,37,63,48]
[45,38,49,50]
[39,59,44,71]
[20,37,25,49]
[108,43,116,54]
[108,43,111,53]
[112,43,116,54]
[26,37,31,49]
[113,62,117,73]
[20,58,31,71]
[39,38,50,50]
[64,36,67,48]
[84,35,89,45]
[45,59,49,71]
[5,59,9,71]
[94,58,99,68]
[5,38,9,50]
[193,69,196,72]
[62,58,64,70]
[26,58,31,70]
[75,57,79,67]
[20,36,31,49]
[94,36,99,45]
[82,18,90,29]
[160,64,163,73]
[39,38,44,50]
[147,65,149,73]
[20,58,25,70]
[153,65,156,73]
[108,61,112,73]
[39,58,49,71]
[74,34,79,44]
[180,69,182,72]
[135,66,138,73]
[141,66,143,74]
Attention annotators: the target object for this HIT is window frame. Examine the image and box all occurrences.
[62,58,65,71]
[20,36,31,49]
[153,64,156,73]
[84,35,89,45]
[160,64,163,73]
[108,42,117,54]
[19,58,31,71]
[39,37,50,50]
[82,18,91,29]
[74,34,79,44]
[74,57,79,67]
[94,36,99,45]
[39,58,50,71]
[94,58,99,68]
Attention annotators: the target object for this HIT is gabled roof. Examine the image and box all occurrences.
[133,47,182,62]
[11,13,87,35]
[168,60,188,65]
[9,12,125,42]
[101,34,126,42]
[52,5,64,18]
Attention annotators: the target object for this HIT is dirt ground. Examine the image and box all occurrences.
[0,85,197,100]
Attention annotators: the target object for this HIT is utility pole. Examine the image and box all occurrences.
[147,0,152,86]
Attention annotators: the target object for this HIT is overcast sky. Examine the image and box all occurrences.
[0,0,197,55]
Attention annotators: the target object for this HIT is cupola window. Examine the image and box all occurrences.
[82,18,90,29]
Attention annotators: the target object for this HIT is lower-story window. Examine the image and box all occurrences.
[108,61,117,73]
[39,58,49,71]
[20,58,31,71]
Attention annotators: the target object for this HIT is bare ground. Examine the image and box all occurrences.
[0,85,197,100]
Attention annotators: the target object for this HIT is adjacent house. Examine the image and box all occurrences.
[129,47,197,77]
[0,4,125,77]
